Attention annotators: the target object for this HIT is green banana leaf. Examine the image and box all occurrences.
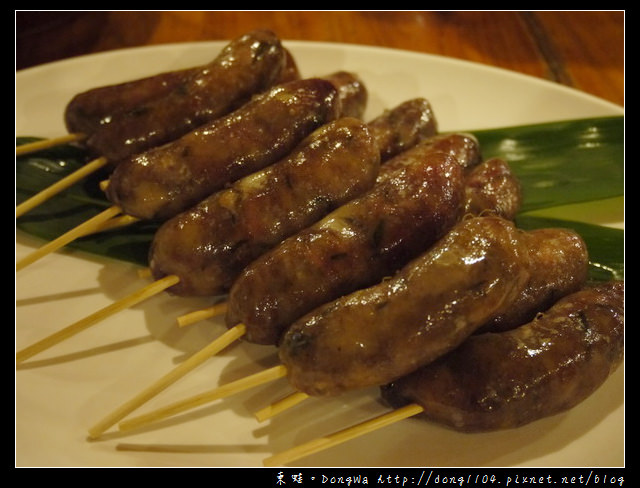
[473,116,624,213]
[16,116,624,281]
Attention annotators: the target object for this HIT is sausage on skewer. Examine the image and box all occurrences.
[279,216,536,396]
[146,97,441,296]
[252,219,588,418]
[17,30,296,218]
[115,213,589,434]
[226,134,475,345]
[149,117,381,296]
[381,280,624,432]
[279,215,592,398]
[82,30,290,163]
[264,280,623,466]
[64,46,300,136]
[105,77,343,221]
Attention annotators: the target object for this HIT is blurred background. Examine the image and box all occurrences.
[15,10,624,107]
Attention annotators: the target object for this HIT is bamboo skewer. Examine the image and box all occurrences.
[16,156,108,218]
[88,323,249,439]
[16,133,86,156]
[15,274,180,365]
[117,363,287,433]
[262,403,425,466]
[93,214,140,233]
[16,204,124,271]
[177,302,228,327]
[255,391,310,422]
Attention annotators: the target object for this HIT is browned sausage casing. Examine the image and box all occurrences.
[381,280,624,432]
[478,226,589,333]
[84,30,288,162]
[226,140,468,346]
[65,67,196,136]
[419,132,483,173]
[464,157,522,220]
[64,46,301,136]
[321,71,368,120]
[366,99,439,162]
[106,77,341,221]
[149,117,380,296]
[279,216,533,396]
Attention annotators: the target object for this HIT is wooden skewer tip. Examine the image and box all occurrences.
[117,360,285,434]
[262,403,424,467]
[89,323,248,438]
[16,274,180,365]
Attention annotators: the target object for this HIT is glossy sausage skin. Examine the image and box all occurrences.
[65,67,196,136]
[419,132,482,173]
[64,46,301,136]
[149,117,380,296]
[478,227,588,333]
[278,216,532,396]
[366,98,438,162]
[321,71,368,120]
[381,281,624,432]
[84,30,288,162]
[463,157,522,220]
[106,77,341,221]
[227,143,467,346]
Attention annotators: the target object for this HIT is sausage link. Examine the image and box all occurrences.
[463,157,522,219]
[106,77,341,221]
[321,71,368,119]
[278,216,533,396]
[64,46,301,136]
[419,132,483,173]
[226,140,468,346]
[65,67,196,136]
[381,280,624,432]
[148,117,380,296]
[478,227,589,333]
[366,99,438,162]
[84,30,288,162]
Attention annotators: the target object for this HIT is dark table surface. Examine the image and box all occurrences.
[16,11,624,107]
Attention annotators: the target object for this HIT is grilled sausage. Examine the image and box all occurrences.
[278,216,533,396]
[478,226,589,333]
[381,280,624,432]
[321,71,368,119]
[366,98,438,162]
[65,67,196,136]
[226,139,468,345]
[464,157,522,219]
[64,46,301,136]
[416,132,483,173]
[83,30,288,163]
[149,117,380,296]
[106,77,342,221]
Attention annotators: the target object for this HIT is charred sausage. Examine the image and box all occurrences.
[278,216,534,396]
[381,280,624,432]
[106,77,342,221]
[83,30,288,162]
[226,137,469,345]
[148,117,380,296]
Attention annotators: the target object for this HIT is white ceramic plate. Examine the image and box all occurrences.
[16,40,624,468]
